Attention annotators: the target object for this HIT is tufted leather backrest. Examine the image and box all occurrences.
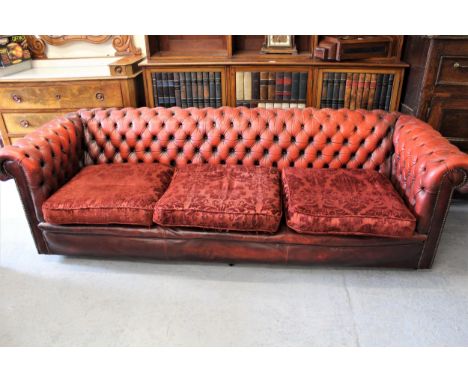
[75,107,399,175]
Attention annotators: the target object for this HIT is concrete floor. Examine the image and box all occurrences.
[1,180,468,346]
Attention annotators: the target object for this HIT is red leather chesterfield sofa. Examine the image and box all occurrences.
[1,107,468,269]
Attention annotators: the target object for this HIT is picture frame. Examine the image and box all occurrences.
[261,35,297,54]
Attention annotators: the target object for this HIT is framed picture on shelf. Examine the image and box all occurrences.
[261,35,297,54]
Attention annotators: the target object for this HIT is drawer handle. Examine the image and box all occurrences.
[12,94,22,103]
[19,120,30,128]
[96,92,105,101]
[55,94,61,100]
[453,62,468,69]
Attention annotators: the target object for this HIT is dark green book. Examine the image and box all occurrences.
[191,72,198,108]
[186,72,193,107]
[180,72,187,108]
[338,73,346,108]
[331,73,340,109]
[215,72,222,107]
[174,72,181,107]
[208,72,216,107]
[168,72,176,106]
[298,72,307,103]
[161,72,170,107]
[320,73,329,108]
[384,74,394,111]
[378,74,389,110]
[202,72,210,107]
[151,73,159,106]
[291,72,300,102]
[327,73,335,108]
[197,72,204,108]
[372,74,383,109]
[251,72,260,100]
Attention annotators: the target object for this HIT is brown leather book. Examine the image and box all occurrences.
[260,72,269,100]
[320,73,329,108]
[355,73,365,109]
[267,72,276,100]
[344,72,352,108]
[361,73,371,110]
[349,73,359,110]
[367,73,377,110]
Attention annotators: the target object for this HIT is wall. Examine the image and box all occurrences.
[43,35,146,58]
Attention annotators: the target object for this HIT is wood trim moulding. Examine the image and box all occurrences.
[26,35,142,59]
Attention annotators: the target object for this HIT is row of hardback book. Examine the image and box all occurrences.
[152,71,222,108]
[236,101,306,108]
[236,71,308,103]
[320,72,394,111]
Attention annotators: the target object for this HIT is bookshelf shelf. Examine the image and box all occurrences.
[141,35,407,112]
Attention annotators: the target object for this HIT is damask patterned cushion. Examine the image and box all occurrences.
[153,164,282,233]
[282,168,416,237]
[43,163,173,226]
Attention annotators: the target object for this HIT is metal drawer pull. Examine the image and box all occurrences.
[453,62,468,69]
[19,120,30,128]
[96,92,105,101]
[12,94,22,103]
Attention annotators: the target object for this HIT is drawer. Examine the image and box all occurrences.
[2,112,64,135]
[436,56,468,86]
[0,81,124,110]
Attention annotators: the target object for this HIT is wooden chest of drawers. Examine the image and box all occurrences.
[0,56,144,146]
[401,36,468,152]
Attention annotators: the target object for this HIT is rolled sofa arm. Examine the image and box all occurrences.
[0,114,84,252]
[391,115,468,268]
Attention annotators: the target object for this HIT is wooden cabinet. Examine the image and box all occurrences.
[141,35,407,112]
[401,36,468,152]
[0,56,144,146]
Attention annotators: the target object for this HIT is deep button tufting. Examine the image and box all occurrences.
[256,135,261,142]
[273,135,279,142]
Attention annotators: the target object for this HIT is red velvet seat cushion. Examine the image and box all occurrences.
[43,163,173,226]
[282,168,416,237]
[153,164,282,233]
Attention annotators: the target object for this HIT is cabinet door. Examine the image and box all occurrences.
[427,97,468,152]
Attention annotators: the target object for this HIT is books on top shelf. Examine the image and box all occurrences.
[235,71,308,109]
[320,71,394,111]
[152,71,222,108]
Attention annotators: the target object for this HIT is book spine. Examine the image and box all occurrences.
[326,73,335,108]
[197,72,204,108]
[355,73,365,109]
[161,72,169,107]
[350,73,359,110]
[265,102,274,109]
[283,72,292,101]
[251,72,260,100]
[273,102,282,108]
[275,72,284,101]
[331,73,340,108]
[344,72,352,108]
[298,72,307,103]
[168,72,176,106]
[208,72,215,107]
[174,72,182,107]
[236,71,244,102]
[361,73,371,110]
[190,72,198,107]
[185,72,193,107]
[291,72,300,102]
[367,73,377,110]
[384,74,394,111]
[152,73,159,106]
[268,72,276,100]
[180,72,187,108]
[373,74,383,109]
[320,72,329,108]
[244,71,252,101]
[379,74,389,109]
[297,103,306,109]
[215,72,222,107]
[258,102,266,108]
[338,73,346,108]
[260,72,268,100]
[202,72,210,107]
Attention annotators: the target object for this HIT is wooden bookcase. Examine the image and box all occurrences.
[141,35,407,111]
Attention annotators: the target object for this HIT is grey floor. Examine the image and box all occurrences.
[1,180,468,346]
